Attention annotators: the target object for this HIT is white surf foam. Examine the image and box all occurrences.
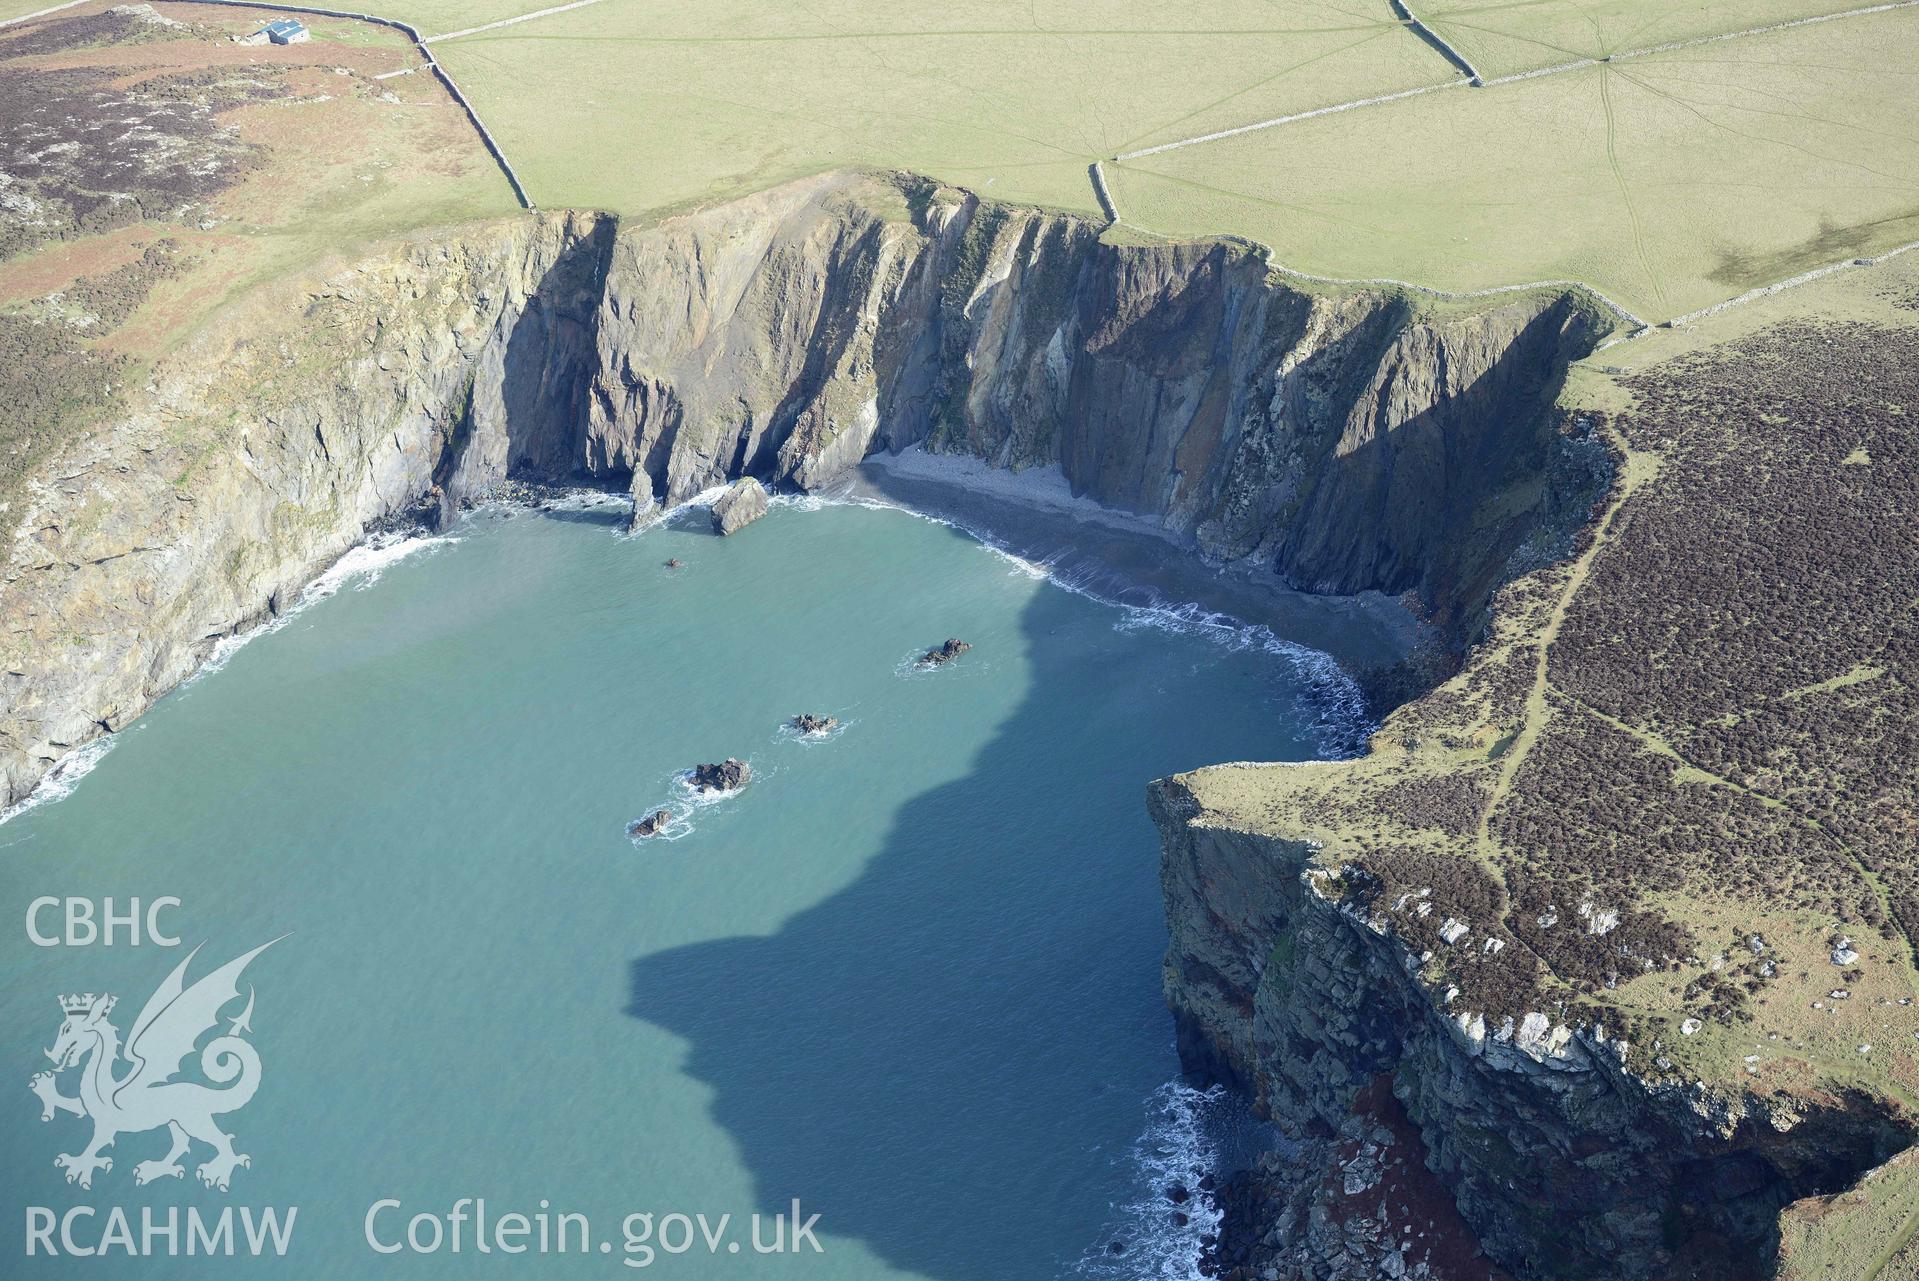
[4,528,455,825]
[624,806,697,844]
[770,490,1372,757]
[774,716,853,746]
[613,484,742,542]
[626,761,765,846]
[892,645,990,681]
[671,765,760,807]
[1077,1079,1231,1281]
[0,733,119,827]
[193,530,456,682]
[534,489,630,514]
[1103,596,1371,759]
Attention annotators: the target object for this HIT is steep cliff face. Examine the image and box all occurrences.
[1153,768,1910,1280]
[580,176,1601,633]
[0,211,608,808]
[0,169,1601,811]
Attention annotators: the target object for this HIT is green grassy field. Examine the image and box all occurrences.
[1106,7,1919,318]
[387,0,1917,319]
[0,0,76,21]
[418,0,1458,220]
[1418,0,1894,77]
[9,0,1915,343]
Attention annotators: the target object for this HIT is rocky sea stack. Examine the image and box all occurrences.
[918,638,971,667]
[628,808,674,838]
[690,759,751,792]
[791,714,839,735]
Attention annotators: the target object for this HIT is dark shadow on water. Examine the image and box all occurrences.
[625,580,1280,1280]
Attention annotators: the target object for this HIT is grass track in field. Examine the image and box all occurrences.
[11,0,1915,332]
[1107,7,1919,319]
[419,0,1458,219]
[1419,0,1888,77]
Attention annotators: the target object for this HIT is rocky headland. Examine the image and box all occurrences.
[5,168,1905,1279]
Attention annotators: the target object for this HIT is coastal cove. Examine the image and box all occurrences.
[0,495,1355,1279]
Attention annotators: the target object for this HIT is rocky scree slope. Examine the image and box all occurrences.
[2,171,1604,811]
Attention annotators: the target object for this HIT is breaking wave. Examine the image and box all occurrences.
[626,761,764,846]
[195,529,456,681]
[768,491,1372,757]
[1076,1080,1231,1281]
[774,716,853,746]
[5,528,455,825]
[1104,597,1370,760]
[0,733,119,827]
[531,489,630,515]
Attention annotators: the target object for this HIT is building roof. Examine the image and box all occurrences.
[261,19,306,35]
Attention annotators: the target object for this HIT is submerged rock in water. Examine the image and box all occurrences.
[690,759,750,792]
[711,478,768,536]
[918,638,971,667]
[791,713,839,735]
[628,809,674,838]
[665,557,683,569]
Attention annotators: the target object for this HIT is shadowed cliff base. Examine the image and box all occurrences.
[841,450,1427,678]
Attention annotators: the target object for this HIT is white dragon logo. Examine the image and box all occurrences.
[28,939,282,1191]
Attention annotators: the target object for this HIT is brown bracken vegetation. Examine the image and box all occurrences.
[0,19,283,260]
[1556,324,1918,957]
[1238,317,1917,1067]
[0,11,301,515]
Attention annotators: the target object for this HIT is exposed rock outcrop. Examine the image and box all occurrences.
[583,175,1603,642]
[0,210,609,809]
[1152,771,1909,1280]
[790,714,838,735]
[0,170,1627,1276]
[628,809,673,839]
[710,477,768,535]
[918,638,971,667]
[690,759,750,793]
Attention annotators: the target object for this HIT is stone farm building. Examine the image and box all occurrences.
[238,19,309,45]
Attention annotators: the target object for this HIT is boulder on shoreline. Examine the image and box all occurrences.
[918,637,971,667]
[791,713,839,735]
[629,809,674,838]
[711,478,768,535]
[690,759,751,792]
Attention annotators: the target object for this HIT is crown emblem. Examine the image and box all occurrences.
[59,993,112,1017]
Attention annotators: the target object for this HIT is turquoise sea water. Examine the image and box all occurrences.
[0,496,1346,1280]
